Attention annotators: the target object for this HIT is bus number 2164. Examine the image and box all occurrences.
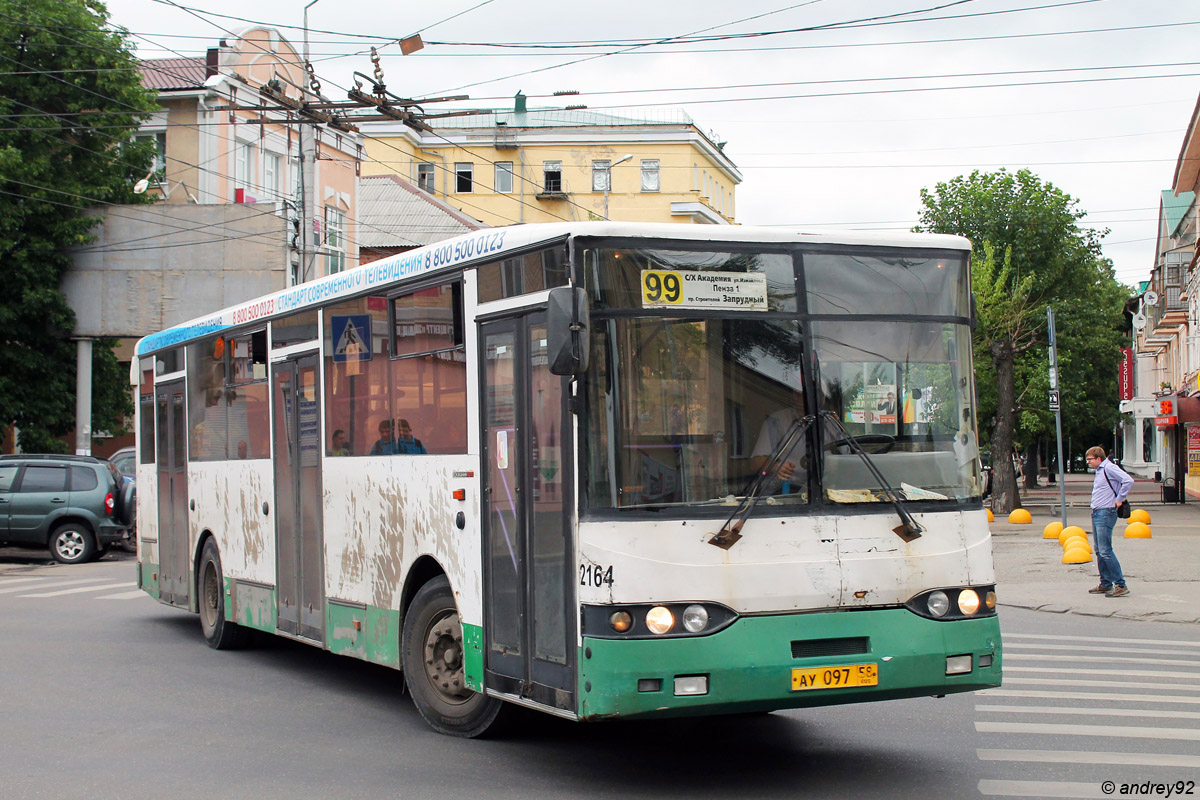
[580,564,614,587]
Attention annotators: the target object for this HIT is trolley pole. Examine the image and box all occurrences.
[1047,306,1068,526]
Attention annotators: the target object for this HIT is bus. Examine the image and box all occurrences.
[131,221,1001,737]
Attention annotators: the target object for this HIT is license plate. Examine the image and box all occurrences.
[791,663,878,691]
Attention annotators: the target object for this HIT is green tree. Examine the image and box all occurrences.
[916,169,1127,512]
[0,0,157,451]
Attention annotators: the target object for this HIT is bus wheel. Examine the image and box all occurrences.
[198,538,252,650]
[402,576,502,738]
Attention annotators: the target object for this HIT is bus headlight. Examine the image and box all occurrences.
[985,590,997,610]
[645,606,674,635]
[682,604,709,633]
[609,611,633,633]
[957,589,981,616]
[927,591,950,617]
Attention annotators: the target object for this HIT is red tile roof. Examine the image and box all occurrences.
[141,58,208,91]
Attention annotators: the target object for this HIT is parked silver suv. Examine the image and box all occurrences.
[0,455,135,563]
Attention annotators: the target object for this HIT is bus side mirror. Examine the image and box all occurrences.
[547,287,590,376]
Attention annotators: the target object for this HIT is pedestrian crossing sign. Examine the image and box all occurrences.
[331,314,372,365]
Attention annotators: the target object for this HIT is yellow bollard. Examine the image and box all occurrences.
[1062,535,1091,553]
[987,508,994,523]
[1043,521,1063,539]
[1129,508,1151,525]
[1124,521,1152,539]
[1062,545,1092,564]
[1008,508,1032,524]
[1058,525,1087,545]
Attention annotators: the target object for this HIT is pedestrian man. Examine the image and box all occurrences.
[1086,446,1133,597]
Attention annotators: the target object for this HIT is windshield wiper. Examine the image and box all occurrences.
[708,414,813,550]
[819,411,924,543]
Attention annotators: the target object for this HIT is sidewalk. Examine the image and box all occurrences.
[989,476,1200,624]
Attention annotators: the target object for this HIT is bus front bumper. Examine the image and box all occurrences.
[577,608,1001,720]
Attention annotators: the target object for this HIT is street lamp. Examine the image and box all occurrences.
[603,153,634,220]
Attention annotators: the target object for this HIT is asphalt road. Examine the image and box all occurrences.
[1,553,1198,800]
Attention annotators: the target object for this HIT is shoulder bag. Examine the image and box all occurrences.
[1102,466,1131,518]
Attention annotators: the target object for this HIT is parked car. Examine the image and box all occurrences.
[0,454,135,563]
[103,446,138,553]
[107,445,135,479]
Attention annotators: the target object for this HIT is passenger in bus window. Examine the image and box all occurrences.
[330,429,350,457]
[236,441,248,460]
[369,419,397,456]
[395,419,427,454]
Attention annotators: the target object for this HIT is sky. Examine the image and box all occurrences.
[102,0,1200,289]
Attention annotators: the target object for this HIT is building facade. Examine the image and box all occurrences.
[360,95,740,227]
[1123,93,1200,498]
[139,26,361,283]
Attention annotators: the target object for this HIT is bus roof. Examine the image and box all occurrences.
[134,221,971,356]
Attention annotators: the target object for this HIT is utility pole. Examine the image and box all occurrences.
[1047,306,1067,525]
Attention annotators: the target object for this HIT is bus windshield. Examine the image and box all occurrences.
[580,242,980,512]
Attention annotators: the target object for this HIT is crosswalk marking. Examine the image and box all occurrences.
[977,749,1200,768]
[98,590,146,600]
[0,576,47,586]
[1002,676,1196,691]
[1003,642,1200,656]
[19,582,135,598]
[1004,632,1200,649]
[980,686,1200,704]
[975,703,1200,721]
[1004,652,1200,668]
[1005,665,1200,680]
[0,577,113,595]
[978,779,1114,798]
[976,720,1200,741]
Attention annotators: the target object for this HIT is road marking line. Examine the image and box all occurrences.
[20,582,135,597]
[0,577,113,595]
[1005,642,1200,656]
[1006,665,1200,679]
[976,720,1200,740]
[1002,676,1198,691]
[1005,653,1200,668]
[0,576,46,586]
[979,779,1124,797]
[976,703,1200,720]
[978,688,1200,705]
[97,590,147,600]
[977,748,1200,768]
[1003,632,1200,648]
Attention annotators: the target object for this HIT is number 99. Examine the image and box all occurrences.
[645,272,681,303]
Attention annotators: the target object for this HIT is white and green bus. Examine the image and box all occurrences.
[132,221,1001,737]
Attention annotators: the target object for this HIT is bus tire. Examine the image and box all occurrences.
[402,575,503,738]
[49,523,96,564]
[198,538,252,650]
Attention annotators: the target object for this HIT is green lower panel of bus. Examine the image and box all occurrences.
[138,561,159,598]
[578,608,1001,719]
[326,601,400,668]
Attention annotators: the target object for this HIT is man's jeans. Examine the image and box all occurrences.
[1091,506,1125,588]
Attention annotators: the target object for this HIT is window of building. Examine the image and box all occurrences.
[417,163,435,193]
[543,161,563,193]
[264,153,281,202]
[135,132,166,180]
[455,163,473,193]
[641,159,660,192]
[495,161,514,194]
[325,207,346,274]
[592,160,611,192]
[235,141,255,192]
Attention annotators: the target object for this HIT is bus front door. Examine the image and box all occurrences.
[155,381,189,607]
[481,315,576,713]
[271,354,325,642]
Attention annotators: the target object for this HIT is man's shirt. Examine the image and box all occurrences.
[1091,459,1133,509]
